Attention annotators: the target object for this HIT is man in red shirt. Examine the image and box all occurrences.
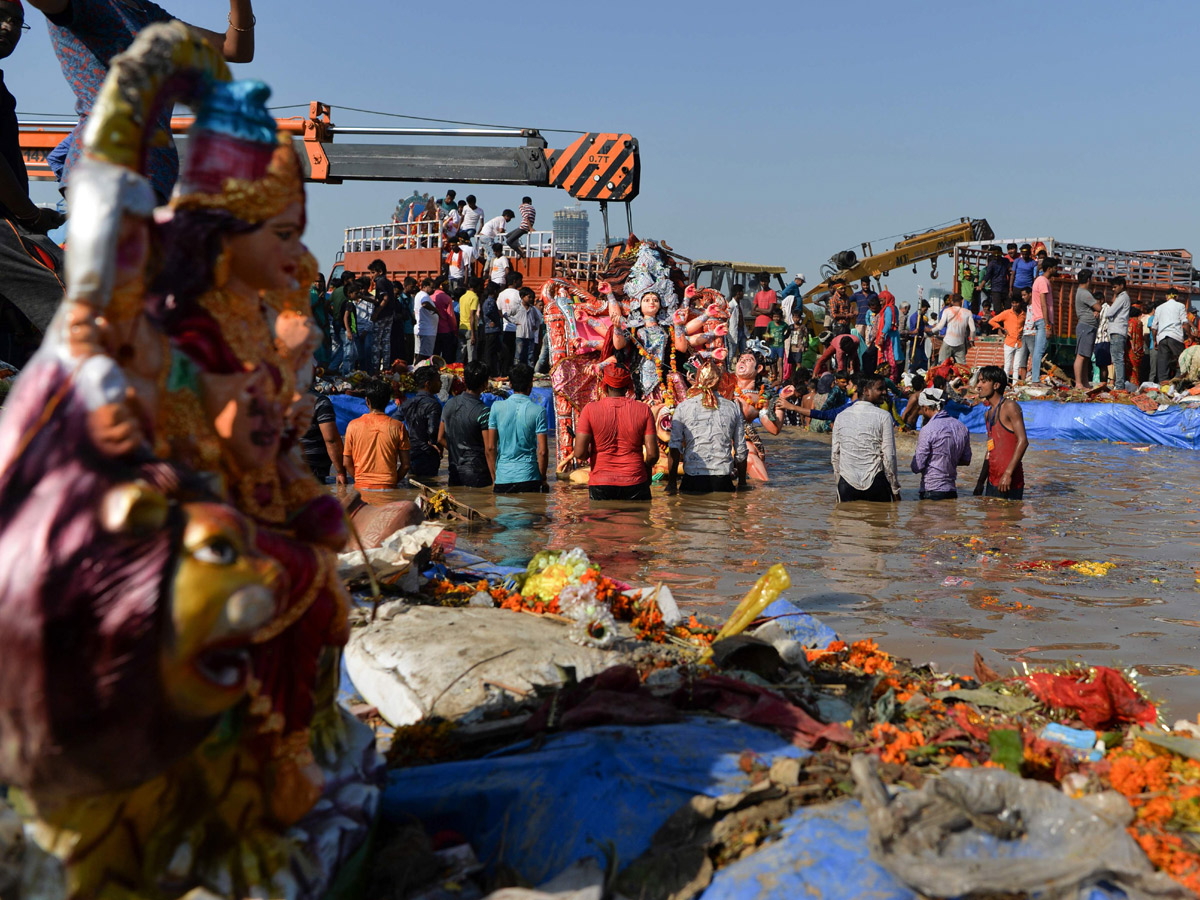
[573,366,658,501]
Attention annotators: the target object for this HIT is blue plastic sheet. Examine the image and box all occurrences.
[760,598,839,648]
[381,718,807,885]
[703,799,1124,900]
[950,401,1200,451]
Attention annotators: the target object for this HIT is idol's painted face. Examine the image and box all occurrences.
[641,293,661,317]
[225,201,306,292]
[735,353,758,378]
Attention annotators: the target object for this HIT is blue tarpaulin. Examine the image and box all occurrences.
[950,400,1200,450]
[382,718,808,885]
[326,387,555,436]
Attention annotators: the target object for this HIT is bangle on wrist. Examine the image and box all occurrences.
[228,12,256,31]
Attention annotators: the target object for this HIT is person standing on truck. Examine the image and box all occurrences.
[1008,244,1039,302]
[850,278,877,340]
[506,197,536,258]
[480,210,513,259]
[1073,269,1100,389]
[989,296,1027,385]
[982,245,1011,312]
[1027,257,1056,384]
[460,195,484,244]
[931,293,975,364]
[829,279,856,337]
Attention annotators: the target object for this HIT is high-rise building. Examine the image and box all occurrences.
[553,205,589,253]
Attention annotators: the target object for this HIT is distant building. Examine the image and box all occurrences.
[553,205,589,253]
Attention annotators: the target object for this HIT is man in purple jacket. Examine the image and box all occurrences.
[910,387,972,500]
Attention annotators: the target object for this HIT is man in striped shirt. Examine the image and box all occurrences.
[506,196,536,258]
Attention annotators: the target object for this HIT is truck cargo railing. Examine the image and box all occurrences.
[502,230,554,259]
[954,238,1195,288]
[343,219,441,253]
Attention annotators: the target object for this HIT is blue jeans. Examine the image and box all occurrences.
[1110,332,1128,389]
[353,327,373,372]
[515,337,538,367]
[1029,319,1047,383]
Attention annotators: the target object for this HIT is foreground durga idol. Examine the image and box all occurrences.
[0,23,379,899]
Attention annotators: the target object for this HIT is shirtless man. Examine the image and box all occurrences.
[976,365,1027,500]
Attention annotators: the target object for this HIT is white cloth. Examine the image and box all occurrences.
[498,287,522,333]
[831,400,900,493]
[1153,298,1186,343]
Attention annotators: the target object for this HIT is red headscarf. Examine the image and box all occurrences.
[875,290,897,347]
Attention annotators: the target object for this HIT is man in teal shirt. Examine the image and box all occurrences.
[486,363,549,493]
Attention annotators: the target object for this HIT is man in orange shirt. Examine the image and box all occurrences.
[343,383,411,490]
[988,295,1027,384]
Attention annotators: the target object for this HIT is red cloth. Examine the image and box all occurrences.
[1022,667,1156,730]
[432,290,457,334]
[523,666,680,732]
[577,397,654,487]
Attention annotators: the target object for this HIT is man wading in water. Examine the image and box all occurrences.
[976,365,1027,500]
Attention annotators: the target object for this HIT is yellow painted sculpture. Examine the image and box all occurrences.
[0,21,379,900]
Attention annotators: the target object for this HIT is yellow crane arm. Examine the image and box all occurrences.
[803,218,993,300]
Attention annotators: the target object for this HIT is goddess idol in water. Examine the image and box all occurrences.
[0,21,378,900]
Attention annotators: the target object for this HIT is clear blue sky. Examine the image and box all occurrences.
[11,0,1200,301]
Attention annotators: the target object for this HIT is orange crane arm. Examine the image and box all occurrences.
[18,101,639,202]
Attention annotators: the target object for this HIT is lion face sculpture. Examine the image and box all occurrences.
[0,456,284,802]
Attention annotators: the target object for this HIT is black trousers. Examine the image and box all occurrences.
[494,479,549,494]
[589,482,652,501]
[0,217,65,365]
[680,473,735,494]
[918,489,958,501]
[501,331,517,374]
[836,471,895,502]
[483,331,504,375]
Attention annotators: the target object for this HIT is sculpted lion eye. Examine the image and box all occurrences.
[193,537,238,566]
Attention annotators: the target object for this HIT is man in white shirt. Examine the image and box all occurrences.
[932,293,976,364]
[412,276,439,361]
[497,272,523,375]
[831,375,901,503]
[488,246,510,289]
[1102,276,1132,388]
[479,210,513,258]
[460,195,484,239]
[1152,290,1187,383]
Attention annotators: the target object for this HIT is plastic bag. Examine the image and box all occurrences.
[851,755,1188,899]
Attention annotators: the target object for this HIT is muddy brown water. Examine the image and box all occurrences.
[363,431,1200,719]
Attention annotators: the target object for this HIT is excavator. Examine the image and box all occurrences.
[802,217,994,301]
